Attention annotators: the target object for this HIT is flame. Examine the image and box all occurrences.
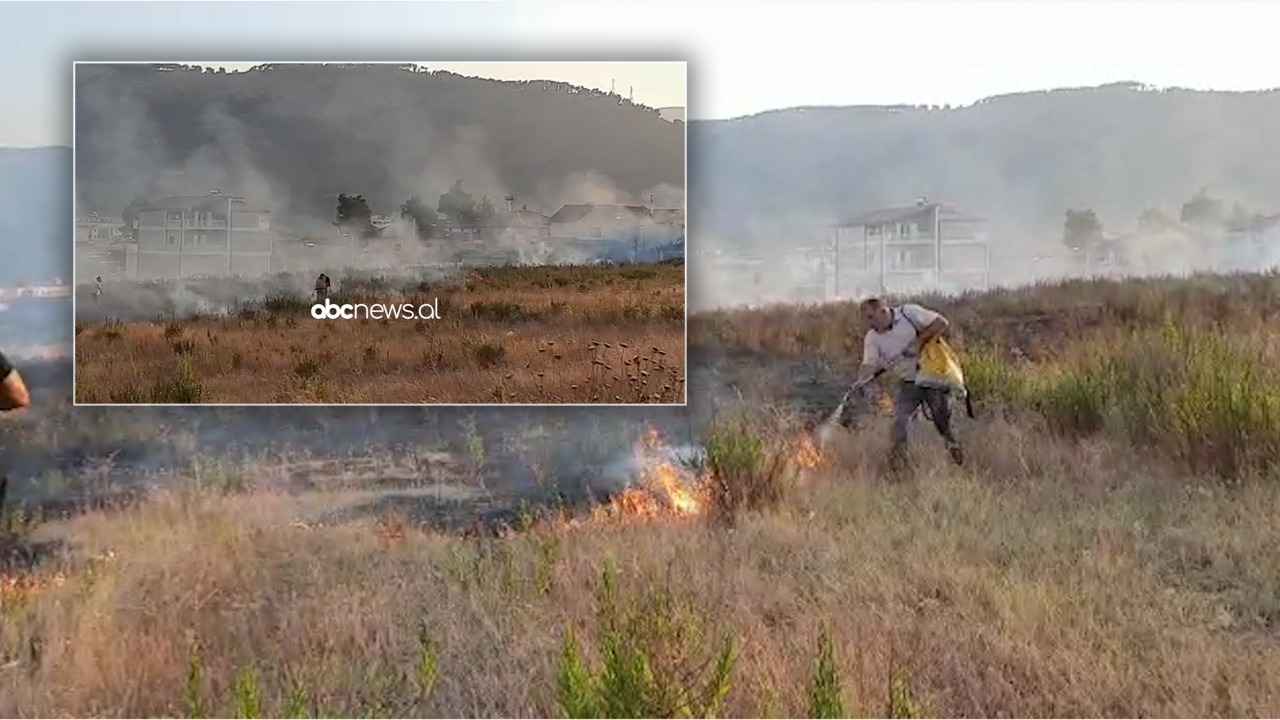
[790,432,823,470]
[593,426,708,521]
[877,391,894,415]
[1,570,68,606]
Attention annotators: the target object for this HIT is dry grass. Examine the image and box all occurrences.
[4,420,1279,717]
[73,263,686,404]
[5,271,1280,717]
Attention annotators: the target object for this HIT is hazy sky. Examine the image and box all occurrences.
[2,0,1278,147]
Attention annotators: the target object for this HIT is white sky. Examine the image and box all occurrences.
[512,0,1280,119]
[2,0,1279,146]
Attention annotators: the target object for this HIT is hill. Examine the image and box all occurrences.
[0,146,70,284]
[73,63,686,225]
[689,82,1280,253]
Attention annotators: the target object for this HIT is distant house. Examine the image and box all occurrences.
[1091,224,1208,277]
[127,191,273,279]
[75,213,121,243]
[1220,212,1280,272]
[647,207,685,247]
[550,203,649,242]
[696,245,826,307]
[548,203,683,261]
[831,198,989,297]
[75,213,126,279]
[1092,213,1280,277]
[483,201,552,244]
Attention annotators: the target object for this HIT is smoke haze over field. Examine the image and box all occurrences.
[48,77,1280,317]
[73,63,686,227]
[688,83,1280,309]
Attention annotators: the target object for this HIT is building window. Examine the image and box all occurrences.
[166,232,178,247]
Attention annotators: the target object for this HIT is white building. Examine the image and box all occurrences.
[127,191,273,279]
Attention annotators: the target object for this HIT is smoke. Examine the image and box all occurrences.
[683,85,1280,310]
[73,63,686,311]
[74,78,287,223]
[694,212,1280,312]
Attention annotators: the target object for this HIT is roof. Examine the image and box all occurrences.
[549,203,653,224]
[487,209,551,228]
[833,202,985,228]
[139,195,268,213]
[651,208,685,226]
[75,215,118,225]
[1226,212,1280,234]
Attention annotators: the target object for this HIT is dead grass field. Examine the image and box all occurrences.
[6,271,1280,717]
[73,262,686,404]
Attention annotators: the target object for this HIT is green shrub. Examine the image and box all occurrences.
[703,415,799,525]
[555,562,737,718]
[807,626,844,718]
[1024,323,1280,480]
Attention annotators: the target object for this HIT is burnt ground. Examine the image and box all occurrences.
[0,334,949,546]
[2,356,703,539]
[688,346,889,426]
[1,348,878,537]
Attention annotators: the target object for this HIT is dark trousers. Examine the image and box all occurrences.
[890,381,959,460]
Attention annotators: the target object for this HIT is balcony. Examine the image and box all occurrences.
[157,219,228,229]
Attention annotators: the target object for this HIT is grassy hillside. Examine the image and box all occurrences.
[5,272,1280,716]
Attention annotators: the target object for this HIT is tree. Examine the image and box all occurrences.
[1138,206,1175,232]
[476,195,497,226]
[334,193,377,239]
[399,195,438,240]
[436,180,496,229]
[120,196,147,240]
[437,180,478,226]
[1180,188,1224,228]
[1063,208,1103,250]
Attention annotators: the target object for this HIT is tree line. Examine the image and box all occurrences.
[335,179,499,241]
[1062,188,1273,250]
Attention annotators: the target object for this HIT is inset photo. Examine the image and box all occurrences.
[72,60,686,405]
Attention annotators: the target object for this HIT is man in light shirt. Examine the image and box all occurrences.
[854,296,964,471]
[0,350,29,412]
[0,349,31,519]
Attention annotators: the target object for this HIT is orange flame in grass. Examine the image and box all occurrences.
[789,432,823,471]
[1,569,69,606]
[591,426,709,522]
